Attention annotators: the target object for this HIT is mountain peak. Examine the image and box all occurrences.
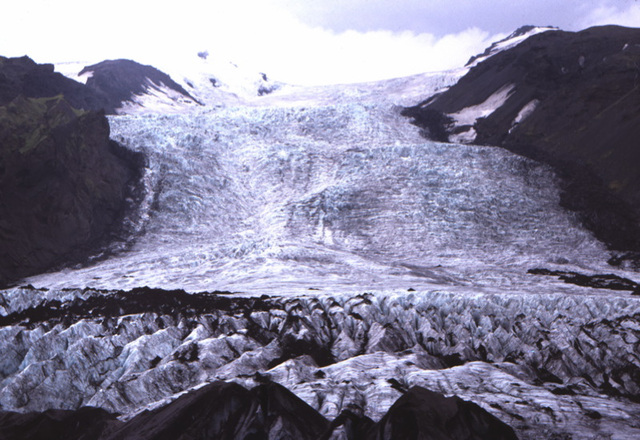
[78,59,202,114]
[465,25,558,67]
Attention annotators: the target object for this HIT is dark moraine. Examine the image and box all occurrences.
[0,381,517,440]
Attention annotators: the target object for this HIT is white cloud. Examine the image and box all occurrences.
[224,26,500,85]
[580,3,640,29]
[0,0,500,85]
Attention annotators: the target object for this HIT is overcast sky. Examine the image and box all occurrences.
[3,0,640,85]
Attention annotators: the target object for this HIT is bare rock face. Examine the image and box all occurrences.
[0,95,144,287]
[0,56,106,110]
[403,25,640,260]
[0,407,117,440]
[103,381,330,440]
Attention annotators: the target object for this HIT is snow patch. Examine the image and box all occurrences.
[450,127,477,144]
[116,81,201,115]
[509,99,539,133]
[448,83,515,127]
[54,61,94,84]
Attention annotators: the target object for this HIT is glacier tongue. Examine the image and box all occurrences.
[21,76,630,295]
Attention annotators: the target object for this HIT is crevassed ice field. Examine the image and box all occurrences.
[25,73,625,297]
[4,70,640,440]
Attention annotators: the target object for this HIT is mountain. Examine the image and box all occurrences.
[57,54,282,114]
[78,59,202,114]
[0,56,106,110]
[402,25,640,262]
[3,26,640,440]
[0,55,204,115]
[0,57,145,287]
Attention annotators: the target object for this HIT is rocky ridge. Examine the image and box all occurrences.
[0,56,106,111]
[465,26,557,68]
[0,380,516,440]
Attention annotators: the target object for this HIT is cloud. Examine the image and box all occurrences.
[1,0,500,85]
[222,26,501,85]
[580,3,640,29]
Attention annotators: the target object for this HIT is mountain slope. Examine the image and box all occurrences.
[0,56,146,287]
[57,54,282,113]
[0,95,144,287]
[403,25,640,260]
[0,56,106,110]
[79,59,202,114]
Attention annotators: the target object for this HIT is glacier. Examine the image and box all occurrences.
[19,71,624,295]
[1,68,640,439]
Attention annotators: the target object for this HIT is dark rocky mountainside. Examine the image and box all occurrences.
[0,380,517,440]
[403,25,640,260]
[0,95,144,287]
[368,386,518,440]
[79,59,201,113]
[0,55,199,114]
[0,56,107,110]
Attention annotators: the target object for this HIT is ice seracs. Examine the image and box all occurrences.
[1,286,639,439]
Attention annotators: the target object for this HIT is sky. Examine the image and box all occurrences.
[3,0,640,85]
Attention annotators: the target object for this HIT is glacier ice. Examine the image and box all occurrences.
[1,287,639,439]
[2,68,640,439]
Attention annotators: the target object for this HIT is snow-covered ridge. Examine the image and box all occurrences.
[466,25,558,68]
